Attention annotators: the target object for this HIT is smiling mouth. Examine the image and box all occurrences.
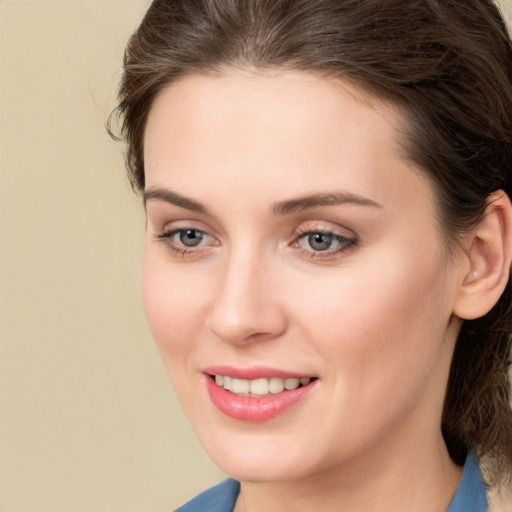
[206,372,318,421]
[211,374,315,396]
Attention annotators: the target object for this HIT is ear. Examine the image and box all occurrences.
[453,190,512,320]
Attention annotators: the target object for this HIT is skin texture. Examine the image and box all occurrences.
[142,70,475,511]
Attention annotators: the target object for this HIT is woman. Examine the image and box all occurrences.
[111,0,512,510]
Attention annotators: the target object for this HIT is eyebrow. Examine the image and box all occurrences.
[271,192,383,215]
[143,187,382,215]
[144,187,211,215]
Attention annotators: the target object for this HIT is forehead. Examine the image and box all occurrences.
[143,70,434,220]
[144,69,403,156]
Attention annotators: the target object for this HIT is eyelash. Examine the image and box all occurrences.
[154,226,358,260]
[294,227,358,260]
[155,228,212,257]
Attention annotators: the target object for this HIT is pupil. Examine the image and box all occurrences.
[179,229,203,246]
[309,233,333,251]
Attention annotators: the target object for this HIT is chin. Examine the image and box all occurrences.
[195,428,327,483]
[214,455,312,483]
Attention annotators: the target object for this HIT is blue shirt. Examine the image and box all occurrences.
[175,452,487,512]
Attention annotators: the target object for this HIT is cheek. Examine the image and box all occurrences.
[142,247,207,370]
[141,249,217,423]
[286,245,452,392]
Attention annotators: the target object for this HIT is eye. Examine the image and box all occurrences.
[304,232,337,251]
[294,227,357,258]
[177,229,206,247]
[154,226,216,256]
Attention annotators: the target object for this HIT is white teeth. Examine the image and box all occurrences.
[269,377,285,393]
[250,378,270,395]
[214,375,312,395]
[284,378,300,390]
[231,378,250,394]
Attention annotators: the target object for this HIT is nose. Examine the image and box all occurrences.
[206,247,287,345]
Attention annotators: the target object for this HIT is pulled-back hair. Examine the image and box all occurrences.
[111,0,512,485]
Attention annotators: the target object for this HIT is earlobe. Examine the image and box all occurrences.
[453,190,512,320]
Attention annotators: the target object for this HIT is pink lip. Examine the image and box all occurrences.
[204,365,313,380]
[204,372,317,422]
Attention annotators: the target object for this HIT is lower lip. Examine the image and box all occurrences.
[205,376,317,421]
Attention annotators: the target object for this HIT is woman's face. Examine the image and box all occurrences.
[142,71,464,482]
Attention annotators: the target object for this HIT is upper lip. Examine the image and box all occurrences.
[203,365,315,380]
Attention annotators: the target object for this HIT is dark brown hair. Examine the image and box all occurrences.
[111,0,512,485]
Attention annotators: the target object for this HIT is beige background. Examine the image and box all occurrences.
[0,2,224,511]
[0,1,511,511]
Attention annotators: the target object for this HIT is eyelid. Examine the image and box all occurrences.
[152,222,219,258]
[294,220,357,240]
[291,222,358,259]
[155,227,209,241]
[155,226,217,243]
[149,215,218,239]
[157,217,210,232]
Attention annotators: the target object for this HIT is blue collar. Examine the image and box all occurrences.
[175,478,239,512]
[446,451,488,512]
[176,452,487,512]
